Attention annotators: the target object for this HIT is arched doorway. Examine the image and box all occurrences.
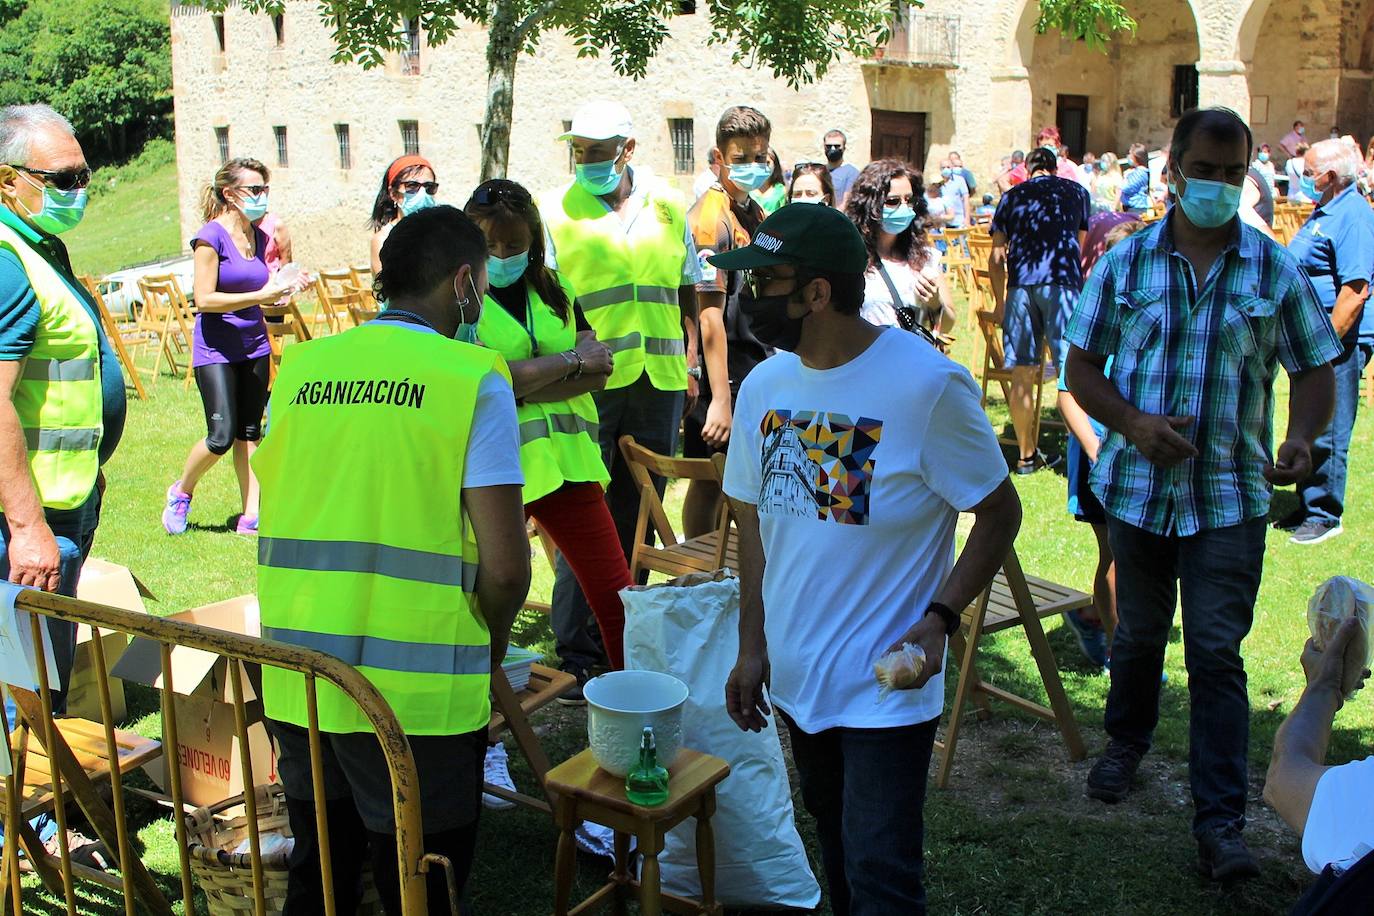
[1240,0,1374,153]
[1007,0,1201,158]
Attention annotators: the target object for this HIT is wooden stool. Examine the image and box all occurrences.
[545,748,730,916]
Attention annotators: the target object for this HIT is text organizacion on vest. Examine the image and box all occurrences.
[288,378,428,409]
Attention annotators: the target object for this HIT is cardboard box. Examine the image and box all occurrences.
[111,595,278,808]
[70,559,155,722]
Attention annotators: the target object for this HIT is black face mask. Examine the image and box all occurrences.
[739,283,805,353]
[824,145,844,164]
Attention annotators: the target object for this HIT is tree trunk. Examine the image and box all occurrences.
[480,0,520,182]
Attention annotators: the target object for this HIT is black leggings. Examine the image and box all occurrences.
[193,357,270,455]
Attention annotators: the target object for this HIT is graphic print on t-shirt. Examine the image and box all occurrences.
[757,409,882,524]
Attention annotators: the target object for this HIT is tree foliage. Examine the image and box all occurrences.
[1036,0,1135,50]
[0,0,172,162]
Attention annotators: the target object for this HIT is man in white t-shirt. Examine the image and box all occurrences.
[1264,616,1373,910]
[710,204,1021,915]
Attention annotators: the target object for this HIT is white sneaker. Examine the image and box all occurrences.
[482,743,517,810]
[573,821,617,859]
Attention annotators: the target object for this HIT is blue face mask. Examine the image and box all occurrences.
[400,189,436,217]
[940,167,953,179]
[21,176,87,235]
[455,274,483,343]
[1257,151,1270,163]
[1299,175,1320,200]
[881,204,916,234]
[575,149,624,197]
[240,193,269,222]
[487,250,529,289]
[727,162,771,193]
[789,197,824,205]
[1098,160,1109,172]
[1170,173,1242,229]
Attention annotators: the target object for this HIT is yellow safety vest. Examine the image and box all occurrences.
[541,177,689,392]
[0,220,101,510]
[477,272,609,504]
[252,322,510,736]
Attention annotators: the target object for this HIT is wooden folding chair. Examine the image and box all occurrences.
[941,227,975,295]
[970,268,1058,448]
[311,268,355,335]
[618,435,735,582]
[523,520,559,615]
[934,547,1089,788]
[967,234,993,273]
[77,276,148,401]
[0,687,170,913]
[135,274,197,388]
[260,299,313,384]
[348,265,373,292]
[485,664,577,814]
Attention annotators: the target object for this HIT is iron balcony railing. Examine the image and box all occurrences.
[877,10,960,69]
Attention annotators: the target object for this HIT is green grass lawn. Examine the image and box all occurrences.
[20,297,1374,915]
[64,143,182,278]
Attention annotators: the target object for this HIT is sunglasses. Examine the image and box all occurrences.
[9,163,91,192]
[234,184,270,196]
[397,180,439,195]
[470,185,529,206]
[745,268,801,297]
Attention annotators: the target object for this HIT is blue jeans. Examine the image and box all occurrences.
[1104,515,1266,836]
[1002,284,1077,369]
[781,711,939,916]
[0,486,100,847]
[550,374,683,670]
[1298,341,1372,525]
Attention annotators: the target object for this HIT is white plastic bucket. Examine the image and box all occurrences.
[583,670,689,776]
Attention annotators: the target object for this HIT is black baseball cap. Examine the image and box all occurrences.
[707,203,868,274]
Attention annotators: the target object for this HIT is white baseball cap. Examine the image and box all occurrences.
[558,100,633,142]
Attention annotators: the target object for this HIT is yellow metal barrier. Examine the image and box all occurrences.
[2,587,446,916]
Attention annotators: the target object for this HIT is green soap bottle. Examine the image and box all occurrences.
[625,726,670,806]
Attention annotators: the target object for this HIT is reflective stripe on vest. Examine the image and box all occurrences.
[0,221,102,510]
[22,357,96,381]
[263,626,490,676]
[475,273,610,503]
[23,427,100,451]
[259,536,477,591]
[579,283,679,311]
[542,179,689,392]
[253,323,504,736]
[518,413,598,446]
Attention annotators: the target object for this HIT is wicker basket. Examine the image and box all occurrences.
[184,784,384,915]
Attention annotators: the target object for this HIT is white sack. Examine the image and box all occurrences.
[621,570,821,910]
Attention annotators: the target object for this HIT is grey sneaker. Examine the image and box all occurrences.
[1086,741,1142,803]
[1197,824,1260,882]
[1290,519,1343,545]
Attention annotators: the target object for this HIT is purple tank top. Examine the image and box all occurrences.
[190,221,272,367]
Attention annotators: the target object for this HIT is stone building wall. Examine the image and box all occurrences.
[167,0,1374,271]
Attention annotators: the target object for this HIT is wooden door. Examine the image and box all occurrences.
[870,109,927,170]
[1056,95,1089,160]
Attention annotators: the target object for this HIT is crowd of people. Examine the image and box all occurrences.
[2,94,1373,915]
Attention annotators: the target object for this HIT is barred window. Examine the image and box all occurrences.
[401,17,421,74]
[563,119,574,174]
[212,14,225,52]
[335,123,352,170]
[214,126,229,165]
[399,120,420,156]
[668,118,694,175]
[273,126,288,168]
[272,13,284,47]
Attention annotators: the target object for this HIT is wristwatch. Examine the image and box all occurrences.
[686,366,703,380]
[923,601,959,635]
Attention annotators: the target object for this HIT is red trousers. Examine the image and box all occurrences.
[526,481,631,670]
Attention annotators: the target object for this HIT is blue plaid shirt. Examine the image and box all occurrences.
[1066,213,1343,536]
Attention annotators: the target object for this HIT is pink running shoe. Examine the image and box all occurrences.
[235,514,258,536]
[162,482,192,535]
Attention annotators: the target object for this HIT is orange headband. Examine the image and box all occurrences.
[386,155,434,187]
